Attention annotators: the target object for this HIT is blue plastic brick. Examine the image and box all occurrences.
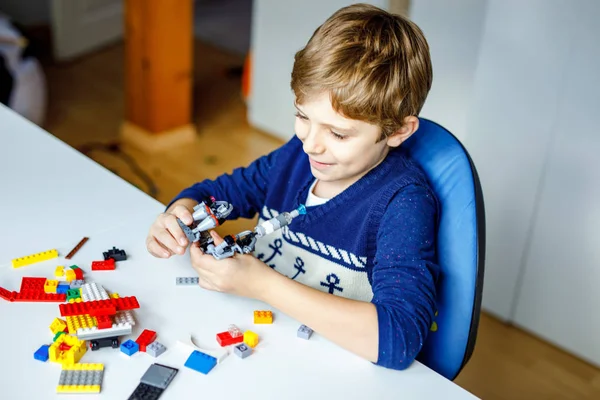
[184,350,216,374]
[56,284,70,294]
[34,344,49,362]
[120,339,139,356]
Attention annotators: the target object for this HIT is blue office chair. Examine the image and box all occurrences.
[402,118,486,381]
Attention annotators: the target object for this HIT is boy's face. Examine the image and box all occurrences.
[294,92,395,197]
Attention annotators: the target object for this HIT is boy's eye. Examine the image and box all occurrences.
[330,131,347,140]
[294,112,308,120]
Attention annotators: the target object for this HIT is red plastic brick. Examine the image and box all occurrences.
[135,329,157,352]
[13,291,66,302]
[59,296,139,317]
[0,287,16,302]
[19,277,46,292]
[96,315,112,329]
[73,268,84,280]
[91,259,115,271]
[216,331,244,347]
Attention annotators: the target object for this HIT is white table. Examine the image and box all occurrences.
[0,105,478,399]
[0,104,164,264]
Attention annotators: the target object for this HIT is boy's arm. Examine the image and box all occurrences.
[259,184,439,369]
[166,137,298,219]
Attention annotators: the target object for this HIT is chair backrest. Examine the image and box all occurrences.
[402,118,486,381]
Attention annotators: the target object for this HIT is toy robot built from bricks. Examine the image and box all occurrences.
[177,196,306,260]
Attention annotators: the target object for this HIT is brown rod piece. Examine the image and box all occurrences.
[65,237,89,260]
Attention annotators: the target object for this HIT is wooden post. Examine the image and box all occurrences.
[121,0,195,152]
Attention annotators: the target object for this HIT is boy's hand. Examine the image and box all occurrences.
[190,231,275,299]
[146,202,195,258]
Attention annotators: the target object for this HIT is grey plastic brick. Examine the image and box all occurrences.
[146,341,167,358]
[297,324,313,340]
[234,343,252,359]
[140,363,178,390]
[58,368,104,387]
[176,277,199,286]
[69,280,85,289]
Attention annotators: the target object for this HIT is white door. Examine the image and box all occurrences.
[51,0,123,61]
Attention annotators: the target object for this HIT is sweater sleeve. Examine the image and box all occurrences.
[167,137,298,220]
[371,183,440,370]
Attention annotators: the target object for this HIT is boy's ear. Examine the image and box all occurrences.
[386,116,420,147]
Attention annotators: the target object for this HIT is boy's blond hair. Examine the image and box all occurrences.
[291,3,432,139]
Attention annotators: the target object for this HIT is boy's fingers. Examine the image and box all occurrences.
[155,230,185,255]
[165,216,189,247]
[210,230,225,246]
[173,205,193,225]
[146,237,171,258]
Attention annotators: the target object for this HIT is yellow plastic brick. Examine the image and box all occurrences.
[65,269,76,282]
[243,330,259,348]
[110,292,119,299]
[12,249,58,268]
[55,265,64,277]
[44,280,59,294]
[254,310,273,324]
[50,333,87,365]
[49,318,67,335]
[57,385,100,394]
[66,314,97,333]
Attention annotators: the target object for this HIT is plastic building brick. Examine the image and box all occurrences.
[110,292,120,299]
[70,280,85,289]
[57,283,70,294]
[13,291,66,302]
[92,258,116,271]
[140,363,178,390]
[121,339,139,356]
[55,266,64,277]
[81,282,110,301]
[12,249,58,268]
[59,296,140,317]
[0,287,16,302]
[175,277,199,286]
[56,363,104,394]
[65,269,76,282]
[20,277,46,291]
[77,325,132,341]
[50,318,67,335]
[53,331,66,342]
[228,324,243,338]
[65,237,88,260]
[234,343,252,359]
[184,350,217,374]
[66,289,81,302]
[128,383,164,400]
[49,334,87,365]
[216,331,243,347]
[103,246,127,261]
[73,267,84,281]
[44,280,58,294]
[34,344,50,362]
[66,314,98,334]
[96,315,113,329]
[146,341,167,358]
[254,310,273,324]
[177,334,229,364]
[90,336,119,351]
[297,324,313,340]
[243,330,259,348]
[136,329,157,352]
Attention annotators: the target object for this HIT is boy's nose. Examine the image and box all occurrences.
[302,131,325,155]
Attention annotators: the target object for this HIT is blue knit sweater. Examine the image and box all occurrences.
[171,135,440,370]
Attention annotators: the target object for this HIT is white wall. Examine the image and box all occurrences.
[409,0,488,143]
[248,0,388,141]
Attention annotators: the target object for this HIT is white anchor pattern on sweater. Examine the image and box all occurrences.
[253,206,374,302]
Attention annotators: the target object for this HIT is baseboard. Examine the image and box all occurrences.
[120,121,197,153]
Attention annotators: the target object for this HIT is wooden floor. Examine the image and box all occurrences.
[40,41,600,400]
